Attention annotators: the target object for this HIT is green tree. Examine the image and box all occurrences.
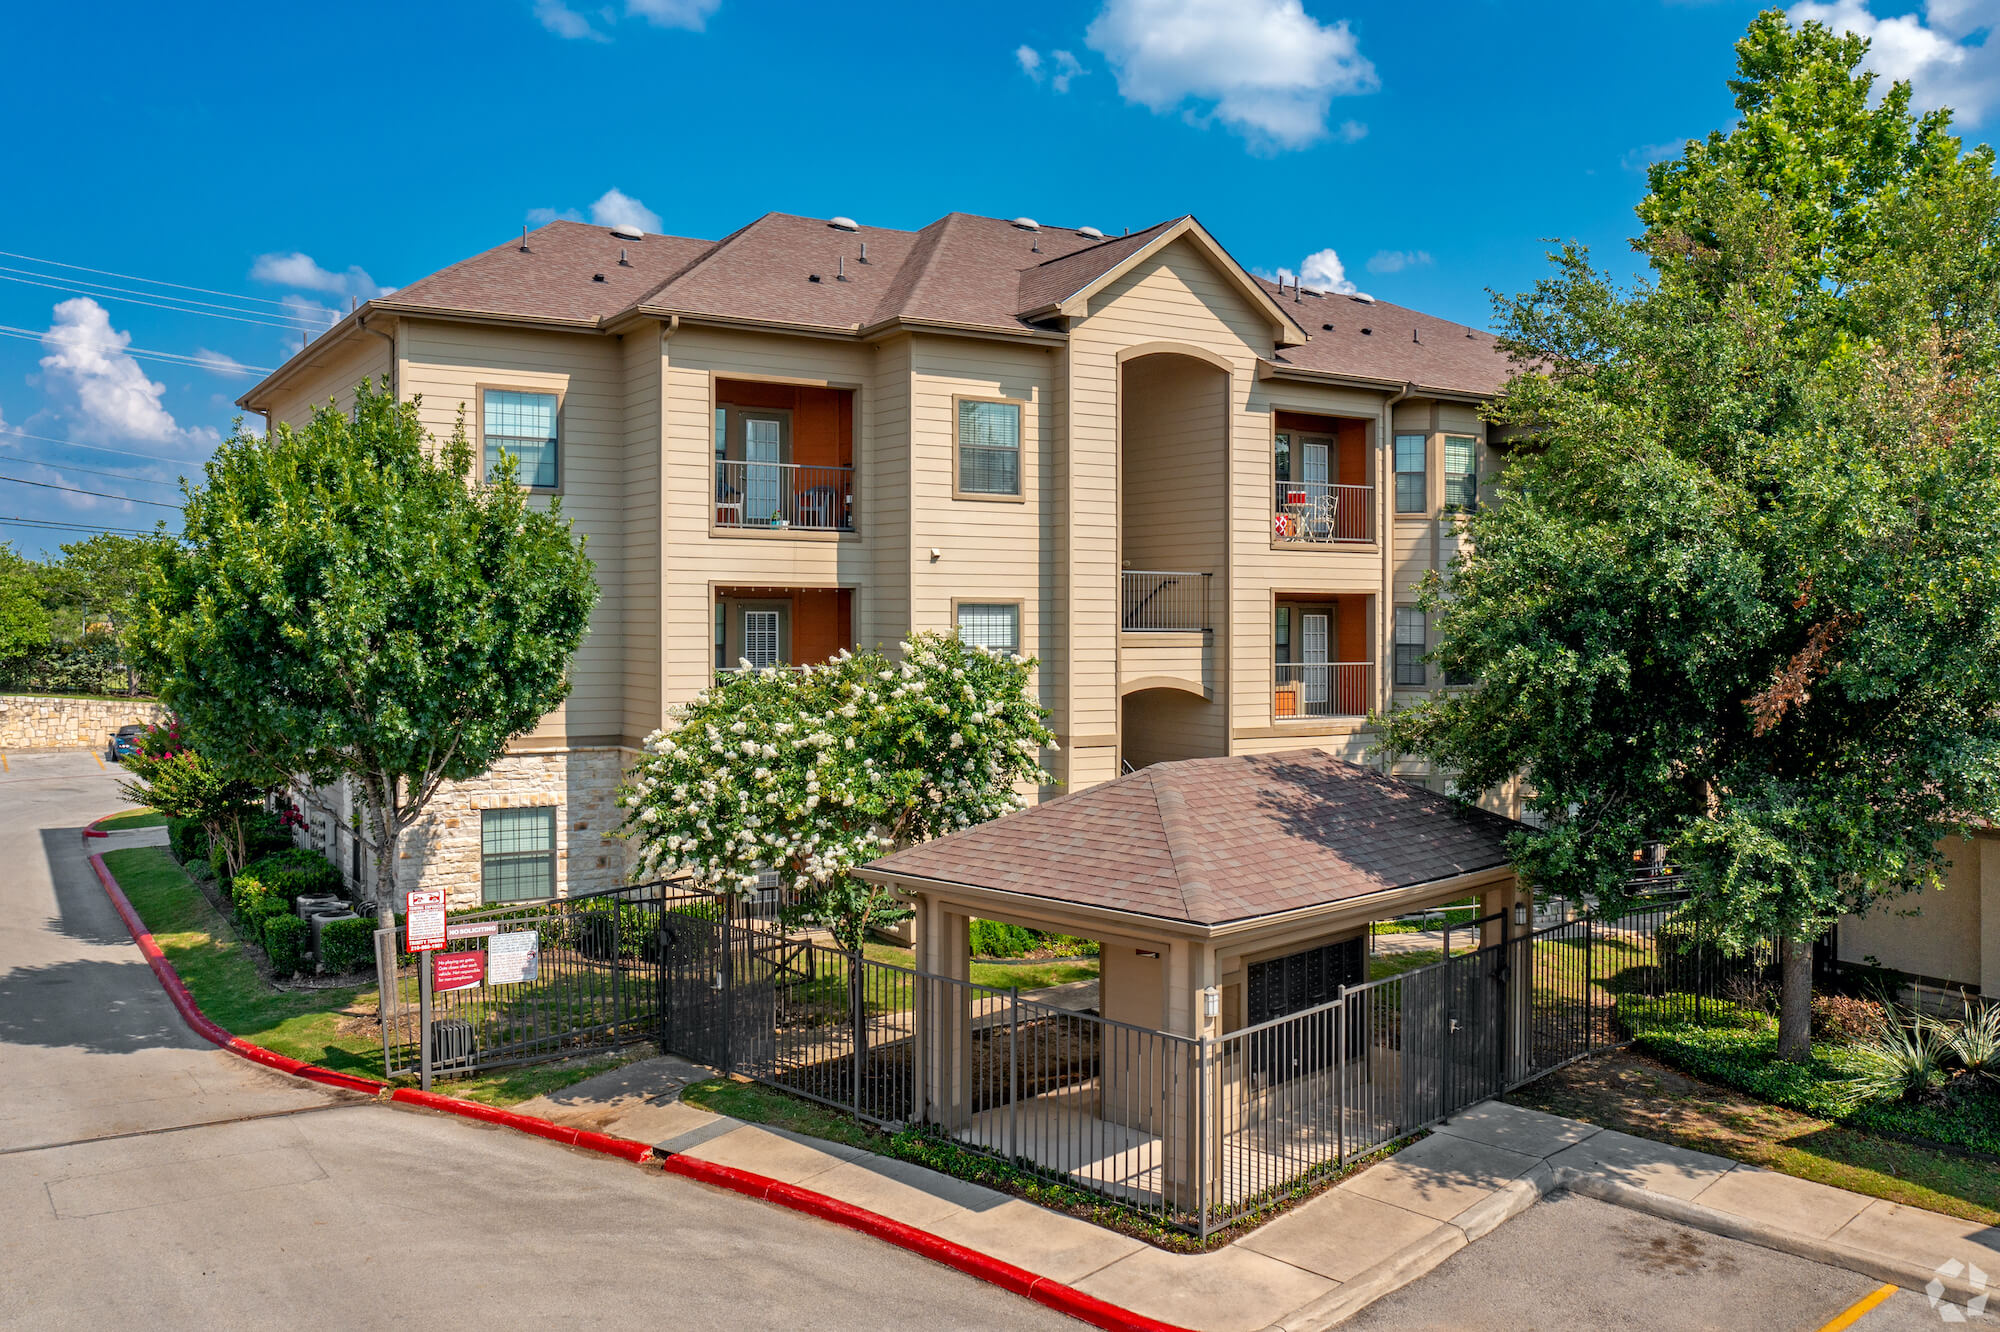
[43,533,170,693]
[1383,11,2000,1061]
[118,723,269,877]
[137,378,598,929]
[0,542,50,667]
[620,632,1057,950]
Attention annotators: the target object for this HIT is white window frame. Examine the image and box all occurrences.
[954,601,1021,655]
[481,388,560,491]
[954,397,1024,499]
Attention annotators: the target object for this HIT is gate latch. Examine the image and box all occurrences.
[1448,1016,1461,1034]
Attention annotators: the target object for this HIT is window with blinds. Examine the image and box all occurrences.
[1394,433,1426,513]
[1395,606,1427,687]
[1444,435,1477,510]
[743,610,781,669]
[957,399,1022,496]
[481,807,556,904]
[955,602,1020,654]
[483,389,559,489]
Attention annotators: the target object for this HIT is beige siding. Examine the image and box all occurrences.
[399,318,627,744]
[623,323,666,738]
[1838,837,1990,989]
[1121,689,1224,769]
[658,326,876,703]
[264,334,390,429]
[908,334,1056,717]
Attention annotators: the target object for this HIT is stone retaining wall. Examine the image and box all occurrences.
[0,694,166,750]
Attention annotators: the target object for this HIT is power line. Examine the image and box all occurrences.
[0,515,159,537]
[0,271,328,331]
[4,459,184,490]
[0,473,182,509]
[0,426,216,468]
[0,263,329,327]
[0,246,331,313]
[0,323,272,376]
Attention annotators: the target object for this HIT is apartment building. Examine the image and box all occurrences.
[240,210,1512,908]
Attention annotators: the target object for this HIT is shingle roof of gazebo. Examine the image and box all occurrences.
[862,751,1523,927]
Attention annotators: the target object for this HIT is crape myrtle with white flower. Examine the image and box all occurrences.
[620,631,1057,950]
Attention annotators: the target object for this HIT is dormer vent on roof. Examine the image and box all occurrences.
[829,217,860,232]
[610,223,644,240]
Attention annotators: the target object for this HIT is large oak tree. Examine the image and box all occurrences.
[1386,11,2000,1059]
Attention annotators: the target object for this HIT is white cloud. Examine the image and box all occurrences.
[625,0,721,30]
[1085,0,1378,150]
[37,299,220,450]
[1622,140,1683,171]
[1300,248,1361,295]
[1787,0,2000,120]
[250,251,388,303]
[536,0,609,40]
[1336,119,1367,143]
[1366,249,1432,275]
[528,188,663,234]
[589,188,662,233]
[1018,44,1087,92]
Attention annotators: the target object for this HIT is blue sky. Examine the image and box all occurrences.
[5,0,1997,556]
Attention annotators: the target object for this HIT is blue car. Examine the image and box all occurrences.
[107,725,147,762]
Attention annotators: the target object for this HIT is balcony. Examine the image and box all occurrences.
[1273,482,1373,544]
[1121,570,1211,632]
[1274,661,1373,719]
[715,461,854,532]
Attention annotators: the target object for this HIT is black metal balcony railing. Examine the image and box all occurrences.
[715,461,854,531]
[1273,661,1373,718]
[1272,481,1374,543]
[1120,570,1211,632]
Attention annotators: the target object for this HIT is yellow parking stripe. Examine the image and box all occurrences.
[1816,1284,1899,1332]
[92,750,104,769]
[0,752,8,771]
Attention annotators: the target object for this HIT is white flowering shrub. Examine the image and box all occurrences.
[620,632,1057,949]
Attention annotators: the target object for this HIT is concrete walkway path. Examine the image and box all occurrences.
[530,1055,1999,1331]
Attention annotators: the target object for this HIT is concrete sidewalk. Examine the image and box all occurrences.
[522,1064,1996,1331]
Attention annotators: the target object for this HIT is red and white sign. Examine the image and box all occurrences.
[432,951,485,992]
[405,889,447,953]
[446,921,499,940]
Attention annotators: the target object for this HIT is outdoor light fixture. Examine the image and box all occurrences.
[1513,902,1528,928]
[1202,987,1220,1020]
[1136,948,1160,959]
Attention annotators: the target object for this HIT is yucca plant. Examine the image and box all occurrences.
[1841,1012,1947,1107]
[1933,1001,2000,1086]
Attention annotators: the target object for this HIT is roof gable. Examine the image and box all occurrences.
[1023,217,1309,348]
[863,751,1522,927]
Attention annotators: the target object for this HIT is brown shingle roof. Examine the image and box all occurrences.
[1262,279,1511,397]
[863,751,1522,927]
[259,210,1514,401]
[386,221,715,324]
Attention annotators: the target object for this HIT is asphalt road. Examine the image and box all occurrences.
[0,749,1076,1331]
[1345,1192,1949,1332]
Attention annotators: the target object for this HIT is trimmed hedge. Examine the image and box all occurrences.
[240,847,343,906]
[968,918,1097,959]
[167,817,209,864]
[263,913,309,977]
[320,915,379,976]
[1617,994,2000,1157]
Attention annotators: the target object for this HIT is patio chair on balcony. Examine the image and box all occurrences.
[1299,489,1339,542]
[798,484,840,530]
[715,477,743,527]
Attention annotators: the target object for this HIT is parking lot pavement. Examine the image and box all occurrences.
[1342,1191,1954,1331]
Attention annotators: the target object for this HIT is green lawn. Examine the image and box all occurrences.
[860,939,1099,993]
[102,845,647,1107]
[1369,947,1443,981]
[96,808,169,830]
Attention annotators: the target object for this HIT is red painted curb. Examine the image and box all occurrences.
[89,850,1191,1332]
[657,1153,1191,1332]
[82,828,110,839]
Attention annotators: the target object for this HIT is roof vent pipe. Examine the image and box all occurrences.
[859,241,869,264]
[837,255,848,282]
[520,226,530,253]
[618,248,631,267]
